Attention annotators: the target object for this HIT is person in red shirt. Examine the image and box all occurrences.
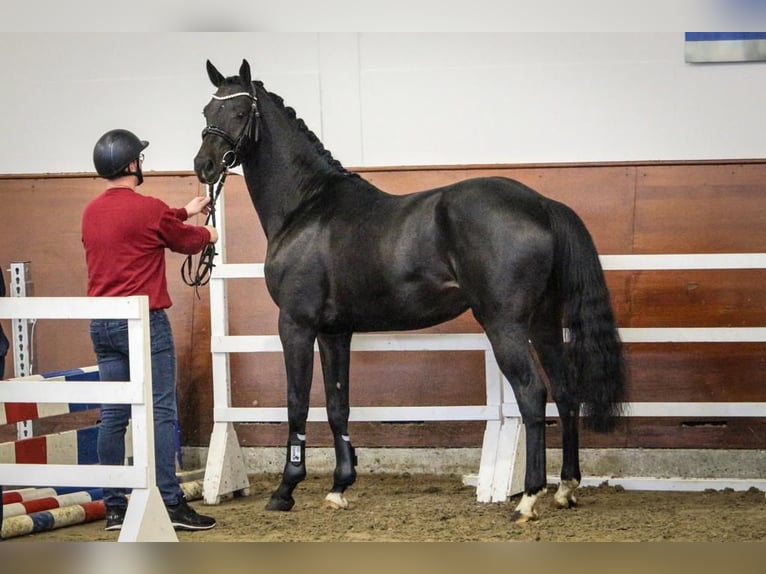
[82,128,218,531]
[0,268,6,539]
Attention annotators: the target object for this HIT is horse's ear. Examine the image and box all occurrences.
[239,59,252,86]
[206,60,225,87]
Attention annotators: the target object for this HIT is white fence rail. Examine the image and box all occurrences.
[0,296,176,541]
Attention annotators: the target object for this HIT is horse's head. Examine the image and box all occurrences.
[194,59,260,184]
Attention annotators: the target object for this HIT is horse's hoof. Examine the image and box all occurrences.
[323,492,349,510]
[512,491,543,523]
[265,495,295,511]
[553,497,578,509]
[553,479,579,509]
[553,492,578,509]
[511,509,539,524]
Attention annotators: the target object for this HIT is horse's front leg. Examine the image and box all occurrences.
[265,317,316,511]
[318,332,357,509]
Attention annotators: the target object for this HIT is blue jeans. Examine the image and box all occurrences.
[90,310,183,508]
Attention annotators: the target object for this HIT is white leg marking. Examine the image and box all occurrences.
[554,479,580,508]
[324,492,349,510]
[513,488,547,523]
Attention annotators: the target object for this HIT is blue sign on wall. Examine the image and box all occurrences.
[685,32,766,63]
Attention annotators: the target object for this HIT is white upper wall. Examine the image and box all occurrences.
[0,32,763,175]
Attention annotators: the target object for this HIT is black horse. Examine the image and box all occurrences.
[194,59,626,522]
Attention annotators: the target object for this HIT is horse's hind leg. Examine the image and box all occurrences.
[530,300,581,509]
[484,321,548,523]
[318,332,357,509]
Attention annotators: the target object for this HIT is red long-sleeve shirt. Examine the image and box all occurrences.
[82,187,211,310]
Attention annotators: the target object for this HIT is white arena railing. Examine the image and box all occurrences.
[0,295,176,541]
[203,193,766,503]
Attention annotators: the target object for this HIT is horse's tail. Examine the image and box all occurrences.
[546,200,627,432]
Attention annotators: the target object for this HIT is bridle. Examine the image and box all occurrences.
[182,85,261,292]
[200,87,261,169]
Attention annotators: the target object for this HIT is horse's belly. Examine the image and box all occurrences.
[350,284,468,332]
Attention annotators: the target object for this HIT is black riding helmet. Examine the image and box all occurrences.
[93,129,149,184]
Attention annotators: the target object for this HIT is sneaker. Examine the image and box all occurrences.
[166,498,216,531]
[104,506,126,531]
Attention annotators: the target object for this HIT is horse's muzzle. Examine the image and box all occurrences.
[193,153,221,185]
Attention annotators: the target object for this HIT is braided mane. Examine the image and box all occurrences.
[253,81,356,177]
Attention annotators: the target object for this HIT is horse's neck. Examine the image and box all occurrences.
[243,88,345,239]
[242,159,299,239]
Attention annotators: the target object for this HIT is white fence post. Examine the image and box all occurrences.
[203,189,251,505]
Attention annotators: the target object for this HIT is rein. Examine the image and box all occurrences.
[181,169,227,293]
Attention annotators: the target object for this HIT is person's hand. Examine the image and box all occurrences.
[184,195,211,217]
[204,225,219,243]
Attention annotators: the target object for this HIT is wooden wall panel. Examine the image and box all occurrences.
[0,177,101,373]
[634,164,766,253]
[235,421,487,448]
[227,352,487,409]
[623,270,766,328]
[3,160,765,451]
[0,174,214,444]
[626,343,766,402]
[614,419,766,449]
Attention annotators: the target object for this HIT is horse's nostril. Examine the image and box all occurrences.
[205,162,219,184]
[194,156,218,183]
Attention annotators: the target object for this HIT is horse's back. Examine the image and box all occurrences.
[435,176,551,217]
[352,176,552,242]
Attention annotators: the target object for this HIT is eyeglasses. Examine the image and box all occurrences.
[138,153,145,162]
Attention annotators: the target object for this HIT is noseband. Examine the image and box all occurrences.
[201,88,261,168]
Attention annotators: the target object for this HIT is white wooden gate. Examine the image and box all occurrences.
[0,295,177,541]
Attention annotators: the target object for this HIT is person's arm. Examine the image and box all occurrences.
[172,196,212,221]
[158,210,217,254]
[185,196,218,242]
